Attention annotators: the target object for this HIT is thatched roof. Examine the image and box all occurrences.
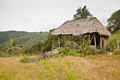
[51,17,111,37]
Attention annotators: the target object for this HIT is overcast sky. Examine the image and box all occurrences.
[0,0,120,32]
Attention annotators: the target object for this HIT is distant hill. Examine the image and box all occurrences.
[0,31,49,49]
[17,32,49,49]
[0,31,27,45]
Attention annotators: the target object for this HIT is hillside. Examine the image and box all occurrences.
[0,31,49,49]
[0,31,27,45]
[17,32,49,49]
[0,55,120,80]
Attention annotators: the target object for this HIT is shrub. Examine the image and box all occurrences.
[80,47,95,56]
[106,31,120,52]
[113,49,120,55]
[20,56,40,63]
[0,52,9,57]
[20,56,31,63]
[51,53,65,58]
[29,56,40,62]
[59,46,97,56]
[64,41,75,49]
[68,49,78,56]
[106,41,116,52]
[58,47,79,56]
[97,49,106,54]
[59,47,70,55]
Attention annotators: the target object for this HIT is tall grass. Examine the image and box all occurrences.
[0,55,120,80]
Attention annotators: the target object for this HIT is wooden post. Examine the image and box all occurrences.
[74,41,76,49]
[52,35,54,50]
[82,35,85,48]
[88,35,90,45]
[100,36,102,49]
[79,36,81,42]
[103,39,106,50]
[90,35,94,44]
[64,36,66,45]
[58,36,60,47]
[94,33,97,54]
[94,34,96,48]
[117,41,120,49]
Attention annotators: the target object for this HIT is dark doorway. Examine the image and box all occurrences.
[90,33,100,47]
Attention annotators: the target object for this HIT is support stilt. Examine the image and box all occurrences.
[52,35,54,50]
[73,41,76,49]
[82,35,85,48]
[94,34,96,48]
[94,33,97,54]
[58,36,60,48]
[100,36,102,49]
[64,36,66,46]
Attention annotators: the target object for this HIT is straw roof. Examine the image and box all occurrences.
[51,17,111,37]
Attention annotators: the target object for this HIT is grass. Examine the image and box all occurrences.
[0,55,120,80]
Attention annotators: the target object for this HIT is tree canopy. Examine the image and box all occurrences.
[73,6,92,20]
[107,10,120,33]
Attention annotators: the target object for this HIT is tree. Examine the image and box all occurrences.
[107,10,120,33]
[73,6,92,20]
[5,39,23,55]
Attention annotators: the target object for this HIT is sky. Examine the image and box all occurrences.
[0,0,120,32]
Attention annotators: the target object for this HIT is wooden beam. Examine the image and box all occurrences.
[82,35,85,48]
[88,35,90,45]
[52,35,54,50]
[90,35,94,44]
[94,33,96,48]
[94,33,97,54]
[73,41,75,49]
[64,36,66,45]
[58,36,60,48]
[100,36,102,49]
[103,39,106,50]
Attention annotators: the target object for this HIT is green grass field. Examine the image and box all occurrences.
[0,55,120,80]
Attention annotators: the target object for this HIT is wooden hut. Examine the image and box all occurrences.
[51,17,111,49]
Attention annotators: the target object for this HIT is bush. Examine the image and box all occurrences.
[58,46,97,56]
[106,41,116,52]
[68,49,78,56]
[51,53,65,58]
[20,56,31,63]
[58,47,80,56]
[80,47,95,56]
[20,56,40,63]
[106,31,120,52]
[113,49,120,55]
[59,47,70,55]
[58,47,79,56]
[0,52,9,57]
[29,56,40,62]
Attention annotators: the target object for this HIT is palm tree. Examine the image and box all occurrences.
[73,6,92,20]
[5,39,23,55]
